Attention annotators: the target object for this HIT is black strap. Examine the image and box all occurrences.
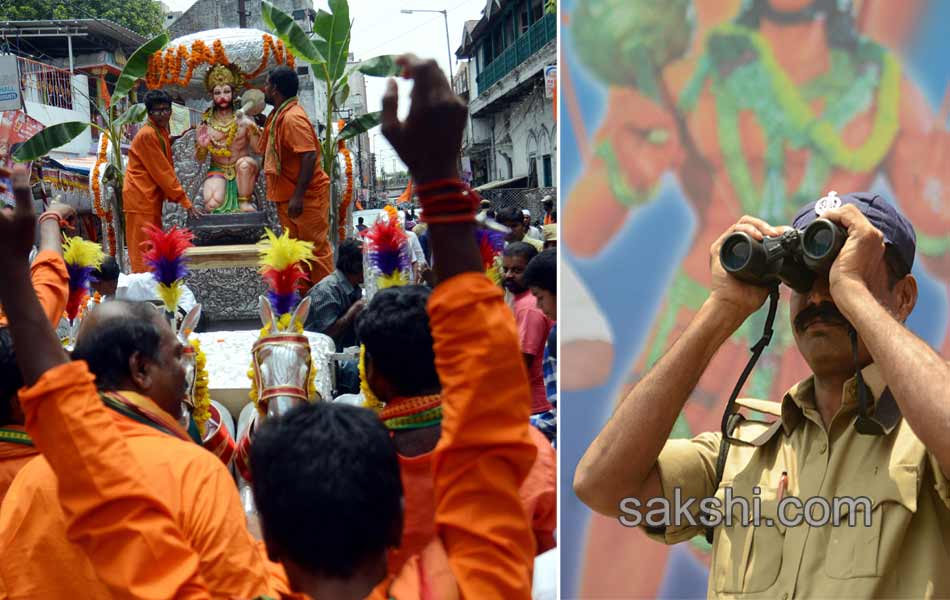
[704,285,780,543]
[850,327,886,436]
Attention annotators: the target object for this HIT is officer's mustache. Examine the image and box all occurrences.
[794,301,850,333]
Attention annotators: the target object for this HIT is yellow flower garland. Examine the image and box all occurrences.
[189,338,212,438]
[247,312,318,415]
[207,115,238,158]
[713,23,900,172]
[359,345,385,413]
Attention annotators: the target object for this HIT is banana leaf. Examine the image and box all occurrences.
[113,103,148,130]
[113,33,169,103]
[262,0,326,65]
[338,111,381,142]
[356,55,400,78]
[13,122,90,162]
[333,80,350,111]
[311,0,351,83]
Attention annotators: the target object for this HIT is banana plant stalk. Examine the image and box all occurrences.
[13,33,170,272]
[263,0,400,248]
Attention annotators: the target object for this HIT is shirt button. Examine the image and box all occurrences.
[818,443,827,454]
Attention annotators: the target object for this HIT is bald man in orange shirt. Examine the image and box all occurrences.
[123,90,202,272]
[0,171,273,598]
[247,66,334,288]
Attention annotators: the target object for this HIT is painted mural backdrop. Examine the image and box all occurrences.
[560,0,950,597]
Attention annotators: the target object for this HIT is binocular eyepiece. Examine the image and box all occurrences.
[719,218,847,293]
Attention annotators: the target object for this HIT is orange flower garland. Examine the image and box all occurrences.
[337,125,354,241]
[146,35,294,90]
[90,133,116,256]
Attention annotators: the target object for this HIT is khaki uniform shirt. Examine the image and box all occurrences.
[647,363,950,599]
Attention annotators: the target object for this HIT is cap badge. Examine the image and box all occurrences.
[815,191,841,216]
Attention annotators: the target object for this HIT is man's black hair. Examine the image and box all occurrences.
[357,216,365,224]
[356,286,438,397]
[144,90,173,112]
[250,402,403,578]
[503,240,538,262]
[92,256,120,282]
[0,329,20,425]
[523,248,556,294]
[71,301,164,390]
[268,66,300,98]
[496,206,524,225]
[336,238,363,276]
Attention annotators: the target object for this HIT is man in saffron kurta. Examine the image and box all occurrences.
[0,198,71,503]
[249,66,333,288]
[123,90,199,273]
[0,300,273,599]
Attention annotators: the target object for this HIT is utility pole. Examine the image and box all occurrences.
[237,0,248,28]
[400,9,454,82]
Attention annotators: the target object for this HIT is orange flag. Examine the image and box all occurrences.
[397,178,414,205]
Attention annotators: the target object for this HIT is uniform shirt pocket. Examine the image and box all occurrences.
[825,464,919,580]
[713,484,787,594]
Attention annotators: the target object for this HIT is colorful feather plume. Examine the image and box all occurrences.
[476,229,505,286]
[141,224,194,314]
[63,236,104,320]
[257,228,314,316]
[365,207,410,289]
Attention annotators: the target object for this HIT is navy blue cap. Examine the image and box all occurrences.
[791,191,916,274]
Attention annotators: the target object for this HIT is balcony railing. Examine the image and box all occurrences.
[476,12,555,95]
[17,57,73,110]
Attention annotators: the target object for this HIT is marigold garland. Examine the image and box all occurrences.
[90,133,116,256]
[247,313,318,416]
[146,35,295,90]
[188,338,212,437]
[359,345,385,412]
[337,130,354,241]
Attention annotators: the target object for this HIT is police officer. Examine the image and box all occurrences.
[574,193,950,598]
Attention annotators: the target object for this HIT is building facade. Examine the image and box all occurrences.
[456,0,556,202]
[0,19,148,158]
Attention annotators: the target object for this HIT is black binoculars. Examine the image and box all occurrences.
[719,218,847,293]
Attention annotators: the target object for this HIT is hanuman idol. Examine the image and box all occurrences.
[196,64,259,213]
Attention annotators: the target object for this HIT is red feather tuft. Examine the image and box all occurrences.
[478,235,496,270]
[65,290,88,321]
[141,224,194,285]
[364,217,407,254]
[262,265,308,297]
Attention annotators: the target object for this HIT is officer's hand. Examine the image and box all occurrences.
[819,204,888,298]
[708,215,788,319]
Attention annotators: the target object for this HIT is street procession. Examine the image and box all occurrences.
[0,0,558,597]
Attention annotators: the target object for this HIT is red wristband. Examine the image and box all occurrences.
[416,179,480,222]
[38,212,68,228]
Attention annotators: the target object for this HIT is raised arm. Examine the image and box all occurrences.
[824,204,950,479]
[0,166,210,600]
[381,55,537,598]
[573,216,779,516]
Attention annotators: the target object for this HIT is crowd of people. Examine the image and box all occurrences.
[0,54,557,599]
